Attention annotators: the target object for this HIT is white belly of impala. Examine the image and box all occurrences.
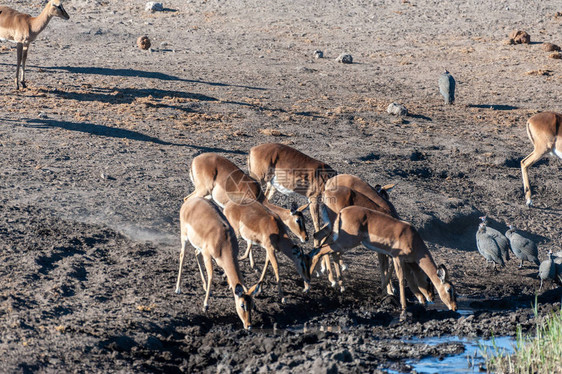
[272,176,295,195]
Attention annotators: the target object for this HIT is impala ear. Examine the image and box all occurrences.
[295,202,310,213]
[437,265,449,283]
[234,284,244,297]
[381,183,396,193]
[247,282,261,296]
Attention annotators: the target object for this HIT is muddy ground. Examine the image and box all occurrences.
[1,0,561,372]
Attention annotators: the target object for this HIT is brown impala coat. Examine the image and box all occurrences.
[0,0,70,89]
[248,143,337,245]
[319,185,434,304]
[224,200,311,301]
[175,197,258,329]
[521,111,562,206]
[186,153,308,243]
[311,206,457,312]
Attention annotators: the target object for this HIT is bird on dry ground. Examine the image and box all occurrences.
[480,216,510,262]
[476,222,505,270]
[439,70,455,104]
[538,250,557,290]
[505,225,539,268]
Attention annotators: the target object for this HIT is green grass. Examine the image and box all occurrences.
[482,300,562,373]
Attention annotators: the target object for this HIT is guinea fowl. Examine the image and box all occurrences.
[476,222,505,270]
[538,250,557,291]
[505,225,540,268]
[480,216,510,262]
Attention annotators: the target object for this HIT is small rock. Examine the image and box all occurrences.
[335,53,353,64]
[38,112,48,119]
[145,2,164,11]
[137,36,151,50]
[387,102,408,116]
[313,50,324,59]
[509,30,531,44]
[549,52,562,59]
[542,42,561,52]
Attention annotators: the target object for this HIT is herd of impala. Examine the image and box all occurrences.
[1,1,561,329]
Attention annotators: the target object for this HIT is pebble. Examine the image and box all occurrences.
[145,2,164,11]
[335,53,353,64]
[387,102,408,116]
[313,50,323,59]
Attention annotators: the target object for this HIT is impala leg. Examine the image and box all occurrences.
[393,257,407,314]
[378,253,396,295]
[309,245,334,279]
[521,148,547,207]
[15,43,23,90]
[175,239,188,294]
[403,264,424,304]
[332,252,344,292]
[324,255,336,288]
[240,241,255,269]
[265,182,276,200]
[309,197,322,247]
[20,44,29,89]
[203,254,213,311]
[269,250,285,303]
[195,250,207,292]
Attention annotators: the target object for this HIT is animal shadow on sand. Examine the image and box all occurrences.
[40,65,267,91]
[21,118,245,155]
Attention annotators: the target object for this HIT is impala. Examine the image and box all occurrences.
[224,200,311,302]
[321,174,398,295]
[521,112,562,206]
[248,143,337,246]
[311,206,457,313]
[318,185,434,304]
[175,197,259,330]
[185,153,308,243]
[0,0,70,90]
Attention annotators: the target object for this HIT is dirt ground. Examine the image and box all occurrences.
[1,0,561,372]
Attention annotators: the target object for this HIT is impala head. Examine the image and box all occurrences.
[234,283,260,330]
[289,202,309,242]
[292,246,311,287]
[435,264,457,311]
[49,0,70,20]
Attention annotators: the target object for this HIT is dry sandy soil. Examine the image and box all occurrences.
[1,0,561,372]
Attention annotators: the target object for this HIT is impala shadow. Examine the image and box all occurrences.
[23,118,245,154]
[39,65,267,91]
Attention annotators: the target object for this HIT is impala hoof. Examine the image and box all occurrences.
[281,297,286,304]
[341,264,348,272]
[330,281,337,288]
[526,199,533,207]
[340,286,345,293]
[203,305,209,312]
[175,288,181,294]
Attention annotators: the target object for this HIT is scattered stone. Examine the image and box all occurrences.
[137,36,151,50]
[549,52,562,59]
[335,53,353,64]
[313,50,323,59]
[386,102,408,116]
[145,2,164,12]
[509,30,531,44]
[542,42,561,52]
[38,112,48,119]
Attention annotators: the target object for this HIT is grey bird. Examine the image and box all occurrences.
[476,222,505,270]
[505,225,539,268]
[480,216,510,262]
[439,70,455,104]
[538,250,557,290]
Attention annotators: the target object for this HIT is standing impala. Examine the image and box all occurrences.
[224,200,311,302]
[175,197,259,330]
[248,143,337,246]
[185,153,308,243]
[318,185,434,304]
[311,206,457,313]
[0,0,70,90]
[521,112,562,206]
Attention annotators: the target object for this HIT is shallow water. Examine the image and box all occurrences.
[400,335,516,373]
